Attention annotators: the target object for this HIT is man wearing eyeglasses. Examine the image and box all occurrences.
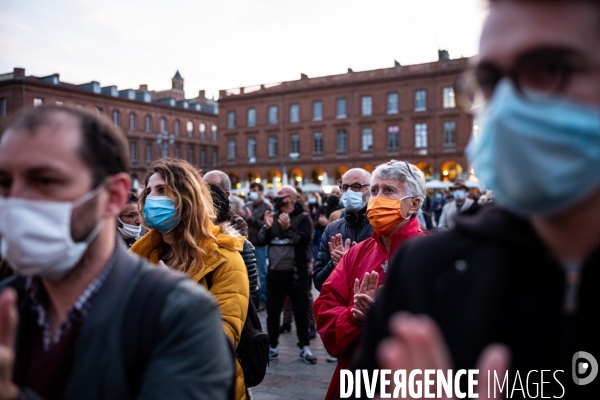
[117,193,142,247]
[313,168,373,292]
[355,1,600,398]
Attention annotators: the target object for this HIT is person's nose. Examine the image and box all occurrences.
[133,214,141,224]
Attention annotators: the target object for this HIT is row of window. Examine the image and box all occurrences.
[0,98,6,117]
[28,97,218,141]
[227,121,457,160]
[130,142,218,167]
[113,111,217,140]
[226,87,456,129]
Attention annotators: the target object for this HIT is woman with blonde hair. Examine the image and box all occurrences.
[130,158,249,400]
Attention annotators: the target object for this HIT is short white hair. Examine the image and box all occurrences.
[372,160,427,214]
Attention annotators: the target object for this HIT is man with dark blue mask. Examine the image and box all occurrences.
[355,1,600,398]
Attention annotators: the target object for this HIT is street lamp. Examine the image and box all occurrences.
[156,131,175,158]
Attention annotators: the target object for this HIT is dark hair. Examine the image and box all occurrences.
[0,106,129,187]
[250,182,264,192]
[207,182,232,224]
[128,192,138,204]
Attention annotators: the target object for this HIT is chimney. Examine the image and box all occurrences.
[198,90,206,100]
[438,50,450,61]
[394,60,401,67]
[139,84,148,91]
[347,68,353,73]
[13,68,25,78]
[300,73,308,80]
[219,90,227,99]
[240,87,245,94]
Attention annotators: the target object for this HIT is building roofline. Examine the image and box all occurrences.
[218,58,470,102]
[0,77,216,117]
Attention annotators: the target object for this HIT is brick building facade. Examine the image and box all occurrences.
[0,68,219,187]
[217,54,474,191]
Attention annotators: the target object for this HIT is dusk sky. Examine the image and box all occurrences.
[0,0,488,99]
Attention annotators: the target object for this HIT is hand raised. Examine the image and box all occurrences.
[377,312,511,400]
[318,214,329,227]
[278,213,291,230]
[264,210,273,228]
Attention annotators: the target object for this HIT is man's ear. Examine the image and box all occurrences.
[225,191,231,198]
[104,173,131,218]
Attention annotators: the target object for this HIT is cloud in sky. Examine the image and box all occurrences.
[0,0,488,99]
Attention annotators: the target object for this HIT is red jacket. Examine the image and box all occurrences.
[313,217,422,400]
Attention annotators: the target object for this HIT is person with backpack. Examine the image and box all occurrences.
[130,158,250,400]
[258,185,317,364]
[0,106,234,400]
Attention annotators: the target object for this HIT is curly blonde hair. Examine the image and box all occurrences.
[139,158,216,274]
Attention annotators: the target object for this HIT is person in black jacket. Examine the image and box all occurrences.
[313,168,373,291]
[355,1,600,398]
[207,182,260,309]
[257,186,316,364]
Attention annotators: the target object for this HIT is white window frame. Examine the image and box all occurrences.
[290,104,299,123]
[415,123,428,148]
[362,128,373,151]
[313,101,322,121]
[387,93,399,114]
[361,96,372,116]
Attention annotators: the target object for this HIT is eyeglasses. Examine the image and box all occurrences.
[378,161,418,181]
[121,213,140,219]
[339,183,370,193]
[455,47,599,113]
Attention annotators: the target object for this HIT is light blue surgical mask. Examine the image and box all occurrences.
[341,190,366,212]
[248,192,259,201]
[144,195,179,233]
[466,80,600,216]
[453,190,465,201]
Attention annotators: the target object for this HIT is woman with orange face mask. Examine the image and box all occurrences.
[313,160,426,400]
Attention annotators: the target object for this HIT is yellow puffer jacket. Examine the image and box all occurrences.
[130,224,250,400]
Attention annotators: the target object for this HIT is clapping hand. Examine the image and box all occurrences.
[278,213,291,230]
[378,312,511,399]
[318,214,329,227]
[239,206,253,220]
[264,210,273,228]
[328,234,353,266]
[352,271,380,322]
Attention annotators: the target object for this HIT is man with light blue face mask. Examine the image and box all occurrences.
[313,168,373,292]
[0,107,234,399]
[355,1,600,398]
[437,179,476,229]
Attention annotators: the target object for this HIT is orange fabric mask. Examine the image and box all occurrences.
[366,196,411,235]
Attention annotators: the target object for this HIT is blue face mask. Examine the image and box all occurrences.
[467,80,600,216]
[144,195,179,233]
[453,190,465,201]
[341,190,367,212]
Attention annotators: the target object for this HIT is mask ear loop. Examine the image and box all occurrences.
[399,195,419,220]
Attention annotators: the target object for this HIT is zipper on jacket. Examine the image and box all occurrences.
[561,260,582,315]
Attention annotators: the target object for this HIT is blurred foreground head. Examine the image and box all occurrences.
[463,0,600,217]
[0,106,131,278]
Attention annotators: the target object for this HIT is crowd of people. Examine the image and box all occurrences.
[1,0,600,398]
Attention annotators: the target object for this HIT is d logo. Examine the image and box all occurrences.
[572,351,598,386]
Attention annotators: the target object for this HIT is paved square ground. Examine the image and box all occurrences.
[251,289,336,400]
